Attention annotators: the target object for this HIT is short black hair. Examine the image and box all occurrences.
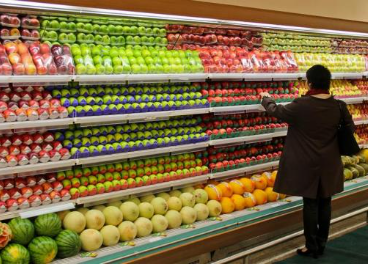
[306,65,331,90]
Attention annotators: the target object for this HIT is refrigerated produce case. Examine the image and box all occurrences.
[0,1,367,263]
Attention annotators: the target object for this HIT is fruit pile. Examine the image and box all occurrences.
[56,186,222,253]
[0,85,68,122]
[1,14,40,43]
[354,125,368,144]
[40,17,167,46]
[0,174,70,213]
[200,113,287,139]
[56,118,208,158]
[70,44,204,74]
[198,48,299,73]
[166,25,262,50]
[1,42,74,75]
[0,214,82,263]
[351,80,368,95]
[262,32,332,53]
[204,170,284,212]
[207,139,283,173]
[51,83,208,117]
[297,80,364,97]
[331,39,368,55]
[0,131,70,167]
[58,152,209,199]
[295,53,366,72]
[347,103,368,121]
[342,154,368,180]
[200,81,298,107]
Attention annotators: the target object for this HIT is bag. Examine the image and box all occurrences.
[336,100,360,156]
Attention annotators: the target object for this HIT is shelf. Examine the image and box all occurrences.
[77,174,210,206]
[355,119,368,125]
[0,200,76,221]
[74,108,210,126]
[0,75,73,84]
[0,72,366,86]
[210,161,280,179]
[0,159,76,179]
[75,73,208,85]
[209,130,287,146]
[0,118,73,131]
[77,142,209,166]
[210,102,290,113]
[340,97,368,104]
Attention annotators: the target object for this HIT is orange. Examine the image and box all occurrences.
[231,194,246,211]
[251,175,268,190]
[239,177,255,193]
[217,182,233,197]
[253,189,268,205]
[265,187,279,202]
[243,192,256,208]
[220,197,235,214]
[207,179,220,185]
[204,184,222,201]
[229,180,245,195]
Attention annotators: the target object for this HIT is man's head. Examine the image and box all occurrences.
[306,65,331,90]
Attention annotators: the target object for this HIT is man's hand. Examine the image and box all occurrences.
[260,92,271,98]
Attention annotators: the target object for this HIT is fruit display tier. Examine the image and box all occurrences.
[22,178,368,263]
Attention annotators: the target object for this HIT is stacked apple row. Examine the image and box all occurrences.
[200,81,298,106]
[207,139,283,172]
[51,83,208,117]
[0,151,209,213]
[200,112,287,139]
[56,117,208,158]
[40,17,167,46]
[355,125,368,145]
[0,131,70,168]
[348,103,368,121]
[332,39,368,55]
[0,85,68,122]
[261,32,332,53]
[165,24,262,50]
[295,53,366,73]
[70,44,204,75]
[198,47,299,73]
[0,175,70,213]
[1,14,40,42]
[296,80,365,97]
[61,152,209,200]
[0,42,74,75]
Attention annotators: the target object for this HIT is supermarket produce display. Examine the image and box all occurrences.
[0,1,367,263]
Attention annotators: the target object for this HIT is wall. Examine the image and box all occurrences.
[19,0,368,33]
[196,0,368,23]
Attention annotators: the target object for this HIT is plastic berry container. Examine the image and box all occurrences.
[1,14,20,28]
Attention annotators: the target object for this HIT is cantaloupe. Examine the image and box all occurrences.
[151,215,168,233]
[134,217,153,237]
[194,203,209,221]
[343,168,353,180]
[85,210,105,230]
[63,211,86,233]
[100,225,120,246]
[120,202,139,221]
[180,206,197,224]
[118,221,137,241]
[165,210,182,229]
[103,206,123,226]
[80,229,103,251]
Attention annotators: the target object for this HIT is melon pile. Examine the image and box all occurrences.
[59,185,221,252]
[342,154,368,180]
[0,213,82,263]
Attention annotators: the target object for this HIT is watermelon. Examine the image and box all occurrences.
[28,236,57,264]
[34,213,62,237]
[8,218,35,245]
[55,230,82,258]
[0,243,30,264]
